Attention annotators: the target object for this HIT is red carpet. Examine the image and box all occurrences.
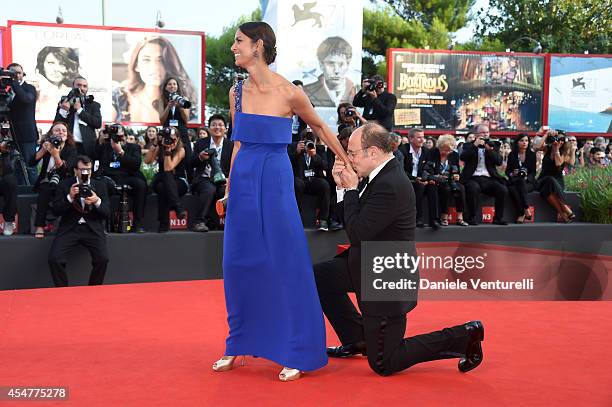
[1,280,611,406]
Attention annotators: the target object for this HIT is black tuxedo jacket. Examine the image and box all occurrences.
[288,144,328,179]
[52,177,110,237]
[190,137,234,181]
[506,150,537,185]
[95,142,142,178]
[31,144,77,188]
[8,81,38,143]
[54,100,102,158]
[399,144,433,180]
[459,142,504,181]
[340,158,417,317]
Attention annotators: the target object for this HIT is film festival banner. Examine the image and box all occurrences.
[389,50,545,132]
[8,22,204,126]
[548,55,612,133]
[264,0,363,128]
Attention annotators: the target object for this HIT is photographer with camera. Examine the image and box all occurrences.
[95,123,147,233]
[159,77,193,180]
[6,63,38,185]
[352,75,397,131]
[337,102,366,133]
[290,127,331,231]
[31,122,77,238]
[0,122,19,236]
[190,114,234,232]
[399,128,439,228]
[54,76,102,158]
[537,129,577,222]
[144,126,188,233]
[460,124,509,225]
[48,155,109,287]
[428,135,468,226]
[506,133,536,224]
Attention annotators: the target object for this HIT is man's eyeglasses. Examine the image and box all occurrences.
[347,147,369,158]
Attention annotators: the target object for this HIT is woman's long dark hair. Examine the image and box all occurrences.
[45,121,76,147]
[511,133,530,155]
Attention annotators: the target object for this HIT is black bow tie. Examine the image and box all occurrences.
[358,176,370,193]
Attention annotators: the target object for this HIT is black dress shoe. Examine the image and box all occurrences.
[429,220,441,230]
[458,321,484,373]
[467,219,479,226]
[492,218,508,225]
[326,341,367,358]
[329,220,343,231]
[416,221,425,228]
[133,227,146,234]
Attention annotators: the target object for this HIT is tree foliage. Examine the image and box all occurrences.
[205,8,261,115]
[474,0,612,53]
[371,0,474,32]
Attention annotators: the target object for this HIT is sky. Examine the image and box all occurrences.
[1,0,485,42]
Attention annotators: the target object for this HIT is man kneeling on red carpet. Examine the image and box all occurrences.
[313,123,484,376]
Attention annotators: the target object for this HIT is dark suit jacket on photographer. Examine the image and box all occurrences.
[289,143,328,179]
[8,80,38,143]
[400,144,433,180]
[54,100,102,158]
[52,176,110,237]
[428,149,461,176]
[460,141,504,181]
[190,136,234,182]
[352,90,397,131]
[95,141,143,179]
[30,144,77,189]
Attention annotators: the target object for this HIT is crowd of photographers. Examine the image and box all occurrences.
[0,65,610,285]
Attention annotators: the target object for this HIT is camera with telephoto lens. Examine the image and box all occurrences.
[49,135,63,148]
[78,169,93,199]
[159,127,175,146]
[545,130,567,145]
[61,87,94,106]
[479,138,501,149]
[204,148,227,185]
[169,92,192,109]
[344,108,356,117]
[448,165,461,193]
[104,123,123,143]
[46,168,61,186]
[0,68,17,115]
[365,78,384,92]
[0,123,16,149]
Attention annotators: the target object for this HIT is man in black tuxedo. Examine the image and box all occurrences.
[7,63,38,185]
[399,128,439,228]
[460,124,509,225]
[289,128,330,231]
[48,155,110,287]
[314,123,484,376]
[190,114,234,232]
[54,76,101,158]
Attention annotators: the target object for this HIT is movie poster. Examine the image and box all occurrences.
[389,50,545,131]
[9,22,203,125]
[548,56,612,133]
[264,0,363,128]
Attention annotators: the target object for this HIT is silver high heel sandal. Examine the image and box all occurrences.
[279,367,302,382]
[212,355,246,372]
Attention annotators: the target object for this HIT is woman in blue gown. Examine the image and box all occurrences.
[212,22,351,381]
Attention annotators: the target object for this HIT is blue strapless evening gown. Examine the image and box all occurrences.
[221,81,327,371]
